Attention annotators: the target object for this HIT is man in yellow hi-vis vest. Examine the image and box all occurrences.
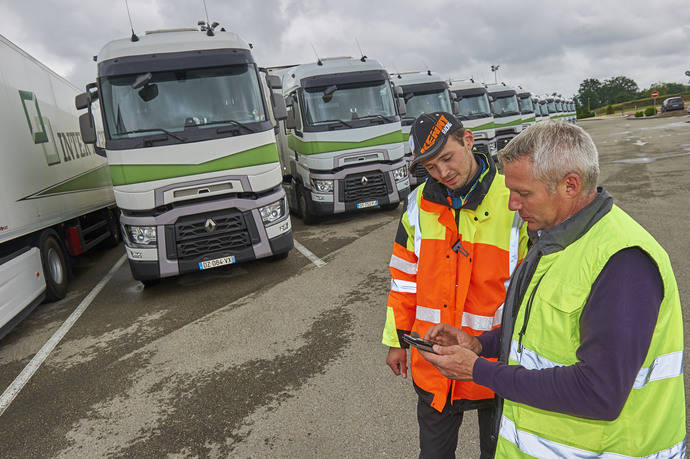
[420,120,685,458]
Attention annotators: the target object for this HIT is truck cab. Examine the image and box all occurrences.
[77,27,292,284]
[516,85,536,130]
[486,82,522,152]
[393,71,454,187]
[272,57,409,223]
[449,79,498,161]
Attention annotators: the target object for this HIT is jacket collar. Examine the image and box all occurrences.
[421,151,496,211]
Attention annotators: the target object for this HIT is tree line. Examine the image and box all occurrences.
[574,76,690,114]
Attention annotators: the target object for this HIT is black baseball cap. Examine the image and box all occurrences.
[408,112,463,170]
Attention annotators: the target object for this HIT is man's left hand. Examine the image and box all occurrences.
[419,344,479,381]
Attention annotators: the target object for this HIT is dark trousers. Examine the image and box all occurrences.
[417,395,496,459]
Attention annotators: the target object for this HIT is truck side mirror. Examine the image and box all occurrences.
[270,92,287,121]
[285,106,296,130]
[265,74,282,89]
[75,92,91,110]
[79,112,97,144]
[394,86,403,97]
[452,101,459,114]
[397,98,407,117]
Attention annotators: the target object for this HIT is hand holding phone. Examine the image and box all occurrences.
[402,333,437,354]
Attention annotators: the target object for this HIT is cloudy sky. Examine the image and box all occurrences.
[1,0,689,98]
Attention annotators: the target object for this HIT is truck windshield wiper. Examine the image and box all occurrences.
[357,114,395,123]
[115,128,186,143]
[315,119,353,128]
[196,119,256,133]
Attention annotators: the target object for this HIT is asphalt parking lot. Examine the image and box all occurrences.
[1,114,688,457]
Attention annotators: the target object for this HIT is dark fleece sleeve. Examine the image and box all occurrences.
[472,248,663,420]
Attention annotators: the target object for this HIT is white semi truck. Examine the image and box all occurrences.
[486,82,522,152]
[448,79,498,161]
[76,27,292,285]
[271,57,409,224]
[0,35,118,339]
[516,85,536,130]
[534,96,549,123]
[393,71,454,187]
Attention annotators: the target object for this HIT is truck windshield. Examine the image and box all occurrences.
[492,95,520,117]
[302,80,396,128]
[100,64,266,141]
[547,101,556,113]
[518,96,534,114]
[402,89,452,124]
[556,101,564,112]
[456,93,491,120]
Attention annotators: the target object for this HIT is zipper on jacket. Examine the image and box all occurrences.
[517,273,546,353]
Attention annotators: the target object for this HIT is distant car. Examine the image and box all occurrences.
[661,97,684,112]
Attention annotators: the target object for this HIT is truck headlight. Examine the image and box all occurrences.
[393,166,408,182]
[125,225,157,246]
[488,142,497,154]
[260,199,285,224]
[310,178,334,193]
[473,131,486,140]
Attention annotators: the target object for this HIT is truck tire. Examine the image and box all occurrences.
[298,188,319,225]
[39,230,69,302]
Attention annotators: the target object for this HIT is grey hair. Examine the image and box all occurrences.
[498,120,600,193]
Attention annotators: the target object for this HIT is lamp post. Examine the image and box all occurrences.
[491,65,500,84]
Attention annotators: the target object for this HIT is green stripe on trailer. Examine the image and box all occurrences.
[523,116,536,123]
[109,143,279,186]
[466,121,497,131]
[288,131,404,155]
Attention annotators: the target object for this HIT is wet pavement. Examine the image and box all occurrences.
[0,115,688,457]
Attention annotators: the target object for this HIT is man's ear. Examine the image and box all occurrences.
[560,172,582,198]
[463,129,474,151]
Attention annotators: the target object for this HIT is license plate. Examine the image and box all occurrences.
[198,256,235,270]
[356,200,378,209]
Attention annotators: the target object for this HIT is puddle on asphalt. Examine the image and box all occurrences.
[607,151,690,164]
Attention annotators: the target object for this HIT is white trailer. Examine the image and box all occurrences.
[486,82,522,152]
[271,57,409,224]
[448,79,498,161]
[392,71,454,187]
[0,34,118,339]
[76,26,292,285]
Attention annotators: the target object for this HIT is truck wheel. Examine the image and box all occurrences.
[298,189,319,225]
[39,230,69,302]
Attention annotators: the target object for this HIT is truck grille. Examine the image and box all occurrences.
[343,171,388,202]
[174,211,252,259]
[411,163,429,180]
[496,137,513,151]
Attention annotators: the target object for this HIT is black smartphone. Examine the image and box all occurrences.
[402,334,437,353]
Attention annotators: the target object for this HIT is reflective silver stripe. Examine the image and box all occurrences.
[389,254,418,275]
[406,189,422,257]
[633,351,684,389]
[511,341,685,390]
[509,340,563,370]
[416,306,441,324]
[492,304,503,327]
[500,415,687,458]
[508,212,521,277]
[461,310,500,331]
[391,279,416,293]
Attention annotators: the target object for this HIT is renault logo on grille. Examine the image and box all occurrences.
[361,176,368,185]
[204,218,217,232]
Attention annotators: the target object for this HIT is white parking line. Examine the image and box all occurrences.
[0,253,127,417]
[293,240,326,267]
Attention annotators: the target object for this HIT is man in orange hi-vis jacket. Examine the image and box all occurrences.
[382,112,527,458]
